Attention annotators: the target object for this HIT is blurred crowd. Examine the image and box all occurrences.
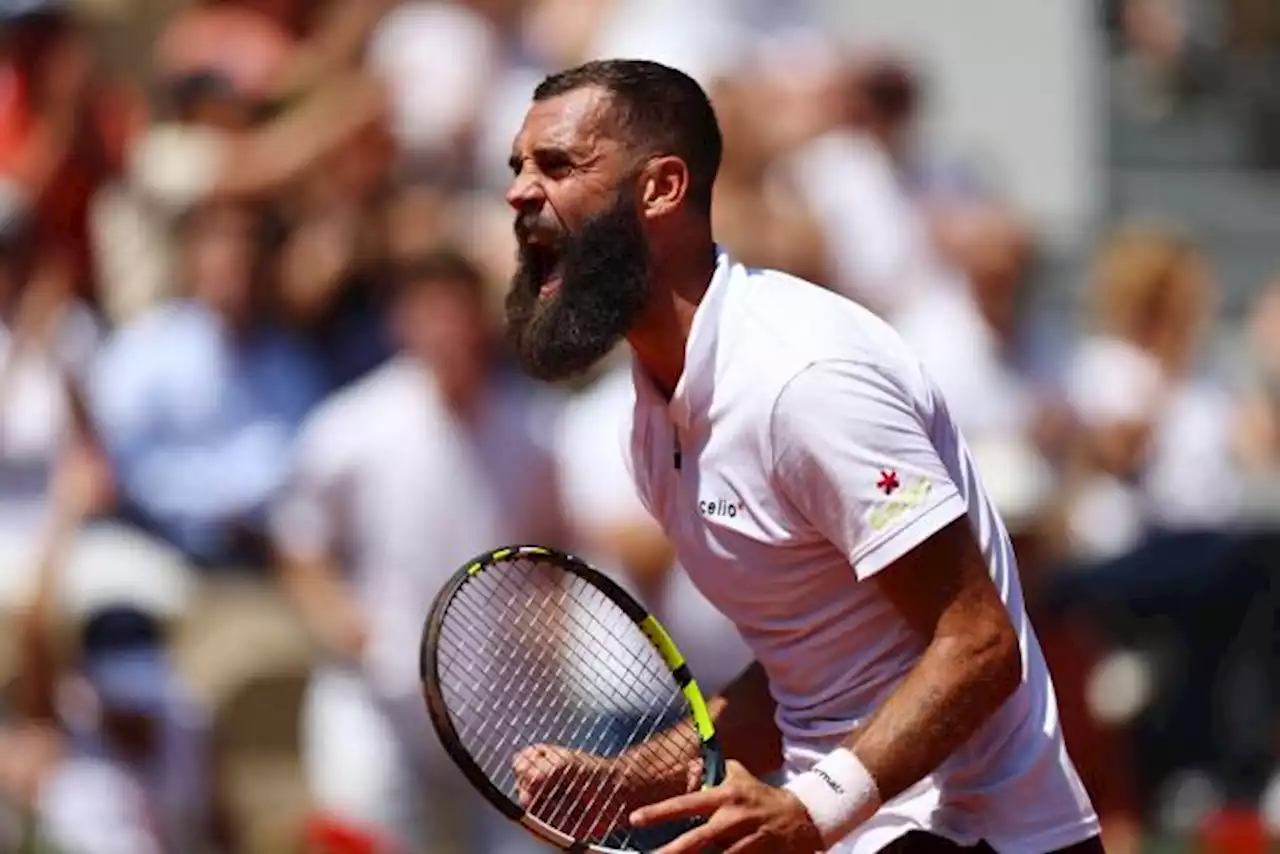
[0,0,1277,853]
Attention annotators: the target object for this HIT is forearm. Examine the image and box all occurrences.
[845,633,1021,802]
[218,73,385,198]
[622,661,780,793]
[278,554,362,655]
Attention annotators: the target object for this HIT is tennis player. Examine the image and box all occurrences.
[505,59,1103,854]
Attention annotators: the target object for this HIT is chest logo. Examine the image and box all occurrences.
[868,477,932,532]
[699,497,746,518]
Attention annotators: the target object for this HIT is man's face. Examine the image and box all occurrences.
[183,203,258,326]
[503,86,652,382]
[396,280,491,402]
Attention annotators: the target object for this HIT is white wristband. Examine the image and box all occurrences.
[783,748,882,847]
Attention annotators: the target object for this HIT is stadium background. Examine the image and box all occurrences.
[0,0,1276,852]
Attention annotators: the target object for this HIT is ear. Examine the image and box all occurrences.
[638,155,691,221]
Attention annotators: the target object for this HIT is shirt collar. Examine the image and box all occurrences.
[632,247,733,430]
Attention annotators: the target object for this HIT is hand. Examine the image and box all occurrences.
[630,760,824,854]
[512,744,632,840]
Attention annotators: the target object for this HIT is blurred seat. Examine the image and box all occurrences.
[169,573,315,854]
[215,669,312,854]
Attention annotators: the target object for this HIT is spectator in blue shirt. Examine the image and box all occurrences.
[86,200,326,569]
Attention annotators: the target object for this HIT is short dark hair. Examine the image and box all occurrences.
[534,59,723,213]
[392,247,487,305]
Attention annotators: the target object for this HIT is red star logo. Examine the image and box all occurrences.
[877,470,900,495]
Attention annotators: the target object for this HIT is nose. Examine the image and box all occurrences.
[506,169,544,212]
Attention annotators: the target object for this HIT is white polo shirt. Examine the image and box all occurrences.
[272,357,563,703]
[626,251,1098,854]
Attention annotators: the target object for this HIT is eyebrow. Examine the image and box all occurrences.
[510,145,581,175]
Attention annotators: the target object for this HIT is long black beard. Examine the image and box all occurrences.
[504,192,651,382]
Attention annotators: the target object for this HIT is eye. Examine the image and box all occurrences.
[534,151,574,180]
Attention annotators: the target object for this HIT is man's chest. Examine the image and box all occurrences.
[630,411,840,616]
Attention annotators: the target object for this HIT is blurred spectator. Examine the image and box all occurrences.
[91,26,387,325]
[1233,280,1280,472]
[768,47,966,321]
[1061,223,1240,560]
[154,2,297,104]
[1047,225,1255,828]
[85,200,325,571]
[365,0,500,183]
[0,0,137,311]
[30,604,221,854]
[274,151,398,394]
[707,72,831,286]
[0,208,100,606]
[1110,0,1226,123]
[271,250,561,854]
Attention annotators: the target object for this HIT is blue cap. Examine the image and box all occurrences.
[79,604,171,715]
[83,647,172,715]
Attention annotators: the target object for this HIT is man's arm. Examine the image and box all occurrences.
[844,516,1021,799]
[767,358,1023,846]
[623,659,781,792]
[514,659,782,825]
[275,551,366,661]
[131,72,387,210]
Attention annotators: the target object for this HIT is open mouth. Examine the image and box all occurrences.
[538,275,562,300]
[521,235,565,301]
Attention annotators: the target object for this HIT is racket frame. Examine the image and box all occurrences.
[420,544,726,853]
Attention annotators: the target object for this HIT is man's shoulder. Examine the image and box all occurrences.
[719,262,916,403]
[725,262,901,359]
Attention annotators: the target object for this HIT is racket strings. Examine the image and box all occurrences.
[446,565,691,811]
[445,574,658,779]
[434,557,703,847]
[443,568,669,834]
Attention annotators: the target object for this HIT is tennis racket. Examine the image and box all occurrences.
[420,544,725,852]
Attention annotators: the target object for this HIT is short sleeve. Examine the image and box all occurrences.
[129,124,228,214]
[268,399,357,562]
[770,359,967,580]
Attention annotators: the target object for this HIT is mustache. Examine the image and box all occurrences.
[513,211,561,248]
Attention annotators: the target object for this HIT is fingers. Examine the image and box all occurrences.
[512,744,569,808]
[631,760,751,827]
[653,809,750,854]
[722,832,770,854]
[631,786,731,827]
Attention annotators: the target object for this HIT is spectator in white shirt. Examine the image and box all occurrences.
[1062,224,1240,561]
[271,249,562,854]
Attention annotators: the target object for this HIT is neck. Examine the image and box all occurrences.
[626,236,718,400]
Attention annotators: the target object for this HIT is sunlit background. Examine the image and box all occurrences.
[0,1,1277,852]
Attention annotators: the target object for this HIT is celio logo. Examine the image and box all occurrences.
[699,498,745,518]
